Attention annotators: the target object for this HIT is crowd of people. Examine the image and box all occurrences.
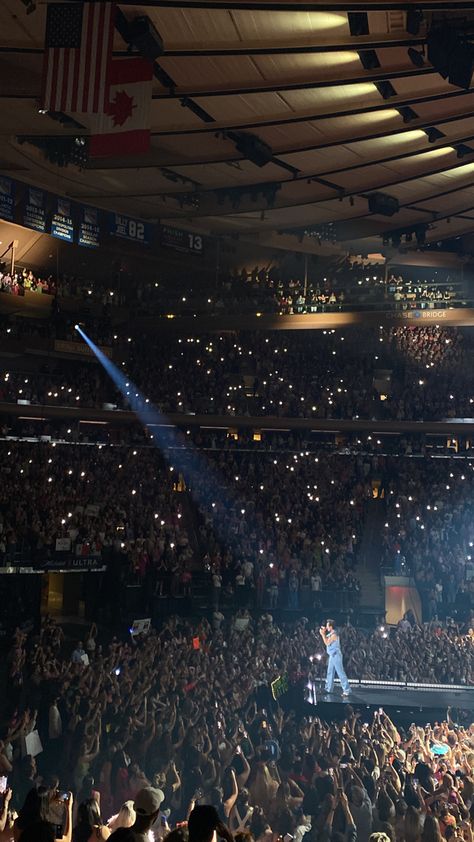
[190,449,363,613]
[0,612,472,842]
[0,441,363,614]
[0,432,472,624]
[0,259,473,842]
[386,276,462,310]
[0,411,469,459]
[1,325,473,423]
[121,325,474,422]
[309,620,474,684]
[0,364,118,411]
[381,459,474,620]
[145,265,466,316]
[0,261,468,318]
[0,268,57,297]
[0,440,194,591]
[237,270,465,316]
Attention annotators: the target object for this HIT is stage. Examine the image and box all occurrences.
[298,680,474,726]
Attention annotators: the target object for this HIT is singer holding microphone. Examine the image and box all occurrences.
[319,619,351,697]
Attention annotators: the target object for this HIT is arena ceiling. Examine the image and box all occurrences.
[3,0,474,254]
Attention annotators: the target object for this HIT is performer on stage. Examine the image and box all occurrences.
[319,619,351,696]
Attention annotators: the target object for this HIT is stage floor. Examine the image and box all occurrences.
[300,681,474,725]
[320,686,473,710]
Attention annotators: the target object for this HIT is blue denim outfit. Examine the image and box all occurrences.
[324,632,350,693]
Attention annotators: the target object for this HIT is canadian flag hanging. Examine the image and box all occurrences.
[88,57,153,157]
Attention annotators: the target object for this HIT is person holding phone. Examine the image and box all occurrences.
[14,787,73,842]
[319,620,351,697]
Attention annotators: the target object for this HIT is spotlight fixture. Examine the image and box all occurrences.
[398,106,419,123]
[424,126,444,143]
[407,47,425,67]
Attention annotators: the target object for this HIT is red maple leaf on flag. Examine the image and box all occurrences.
[107,90,136,126]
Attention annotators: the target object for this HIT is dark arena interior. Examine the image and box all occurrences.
[0,2,473,842]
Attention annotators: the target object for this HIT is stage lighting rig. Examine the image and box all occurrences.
[227,131,273,168]
[383,224,429,249]
[17,135,89,168]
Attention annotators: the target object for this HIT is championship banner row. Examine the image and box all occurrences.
[0,175,204,255]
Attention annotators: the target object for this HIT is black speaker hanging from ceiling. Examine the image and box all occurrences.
[127,16,164,61]
[427,26,474,89]
[367,192,400,217]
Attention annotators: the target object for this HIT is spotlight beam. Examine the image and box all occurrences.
[75,326,254,553]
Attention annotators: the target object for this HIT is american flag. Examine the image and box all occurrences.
[42,2,115,114]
